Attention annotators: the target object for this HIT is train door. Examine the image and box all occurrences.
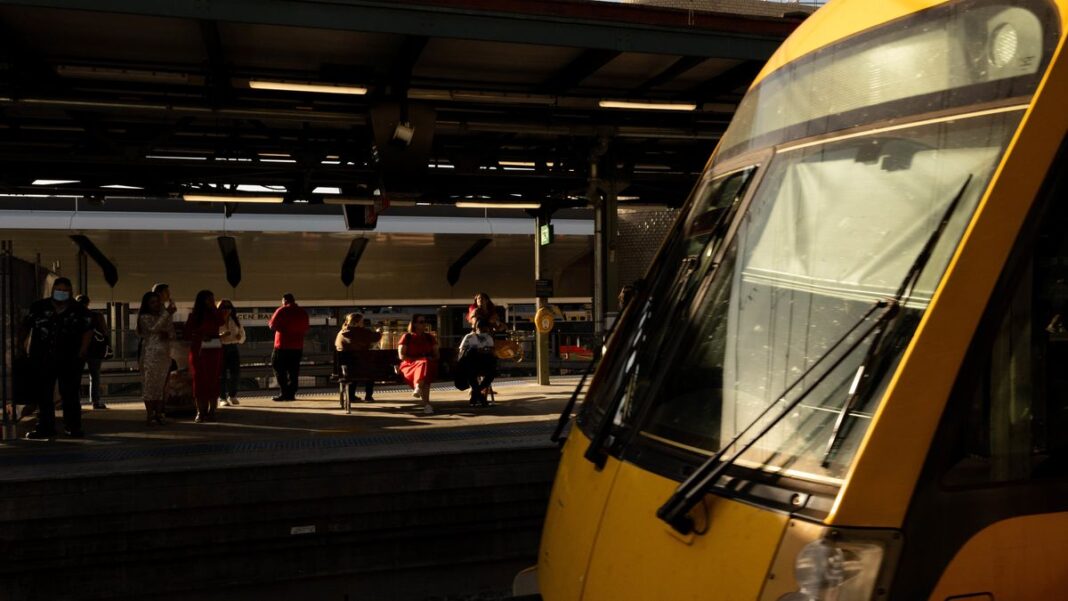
[895,141,1068,600]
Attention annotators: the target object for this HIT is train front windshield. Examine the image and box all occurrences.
[597,0,1059,484]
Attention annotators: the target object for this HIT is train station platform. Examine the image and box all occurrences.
[0,378,576,601]
[0,377,576,480]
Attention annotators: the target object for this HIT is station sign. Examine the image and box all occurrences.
[539,223,554,246]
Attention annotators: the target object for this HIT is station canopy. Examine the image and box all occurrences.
[0,0,812,218]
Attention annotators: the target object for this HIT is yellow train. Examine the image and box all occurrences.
[521,0,1068,599]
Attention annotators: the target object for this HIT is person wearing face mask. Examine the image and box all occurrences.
[17,277,94,439]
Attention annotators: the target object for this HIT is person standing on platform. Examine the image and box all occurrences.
[269,293,310,402]
[187,290,224,422]
[335,312,382,403]
[75,294,110,410]
[217,299,246,407]
[136,291,175,425]
[17,277,93,439]
[398,315,439,415]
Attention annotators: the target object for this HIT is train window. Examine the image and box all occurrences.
[946,183,1068,485]
[579,167,756,432]
[635,110,1022,482]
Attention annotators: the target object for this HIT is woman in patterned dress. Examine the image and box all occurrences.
[136,291,176,425]
[398,315,439,415]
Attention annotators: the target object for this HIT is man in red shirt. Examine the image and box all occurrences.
[268,293,310,401]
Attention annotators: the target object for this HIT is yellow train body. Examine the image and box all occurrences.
[534,0,1068,599]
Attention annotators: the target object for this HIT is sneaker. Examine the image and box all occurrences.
[411,390,422,399]
[422,405,435,416]
[230,398,240,406]
[92,402,108,410]
[364,397,375,403]
[271,396,287,402]
[24,430,54,440]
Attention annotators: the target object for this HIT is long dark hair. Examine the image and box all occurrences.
[218,299,240,327]
[188,289,216,326]
[407,314,429,334]
[136,291,160,337]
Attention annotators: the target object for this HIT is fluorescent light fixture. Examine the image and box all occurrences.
[183,194,284,204]
[617,195,641,201]
[312,186,341,195]
[598,100,697,111]
[456,201,540,210]
[248,80,368,95]
[56,64,196,84]
[499,161,536,168]
[32,179,79,185]
[101,184,144,190]
[146,154,207,161]
[235,184,285,193]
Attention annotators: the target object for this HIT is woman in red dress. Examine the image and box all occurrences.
[398,315,439,415]
[186,289,224,423]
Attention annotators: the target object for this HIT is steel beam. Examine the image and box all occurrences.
[0,0,787,60]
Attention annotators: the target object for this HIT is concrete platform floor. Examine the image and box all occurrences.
[0,377,578,481]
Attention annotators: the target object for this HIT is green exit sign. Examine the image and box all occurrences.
[539,223,554,246]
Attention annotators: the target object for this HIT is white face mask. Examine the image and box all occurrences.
[52,290,71,302]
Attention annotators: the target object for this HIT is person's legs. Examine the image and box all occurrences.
[190,351,208,421]
[271,349,287,400]
[228,346,240,405]
[286,350,303,399]
[87,356,106,409]
[417,379,432,414]
[28,363,58,437]
[220,345,239,405]
[364,380,375,402]
[58,359,84,435]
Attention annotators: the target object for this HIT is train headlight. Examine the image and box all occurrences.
[780,538,884,601]
[988,23,1019,68]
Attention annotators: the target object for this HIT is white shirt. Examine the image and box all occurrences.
[459,332,494,354]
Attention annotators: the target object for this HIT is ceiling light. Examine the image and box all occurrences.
[599,100,697,112]
[248,80,368,95]
[499,161,536,168]
[456,202,540,210]
[32,179,79,185]
[235,184,285,193]
[183,194,284,204]
[312,186,341,195]
[56,64,197,84]
[101,184,144,190]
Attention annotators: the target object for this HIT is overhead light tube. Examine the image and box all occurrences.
[599,100,697,111]
[456,202,541,210]
[248,80,368,95]
[183,194,284,204]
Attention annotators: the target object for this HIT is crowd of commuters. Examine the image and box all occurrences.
[17,281,507,438]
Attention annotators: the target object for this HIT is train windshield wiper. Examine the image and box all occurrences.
[656,174,973,535]
[820,174,973,467]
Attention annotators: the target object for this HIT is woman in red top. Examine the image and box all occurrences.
[466,292,501,331]
[398,315,439,415]
[186,289,224,423]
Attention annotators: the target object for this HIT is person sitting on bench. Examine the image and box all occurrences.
[458,318,497,407]
[335,312,382,403]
